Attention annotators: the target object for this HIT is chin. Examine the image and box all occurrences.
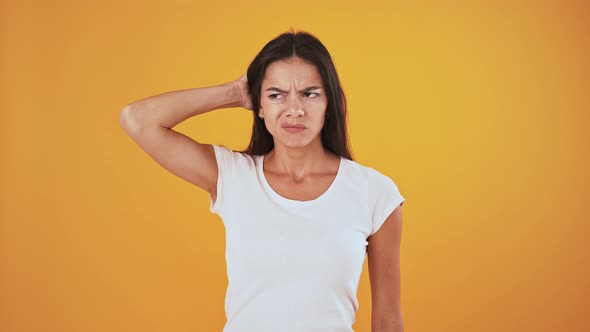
[279,134,321,148]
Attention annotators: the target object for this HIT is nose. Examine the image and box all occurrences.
[286,97,304,117]
[287,108,303,117]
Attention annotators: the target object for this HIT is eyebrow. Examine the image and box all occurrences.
[264,86,322,93]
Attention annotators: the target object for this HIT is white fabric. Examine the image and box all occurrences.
[208,144,405,332]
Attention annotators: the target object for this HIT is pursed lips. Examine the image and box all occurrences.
[282,124,306,129]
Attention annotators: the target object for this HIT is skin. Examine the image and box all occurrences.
[257,56,340,184]
[368,205,405,332]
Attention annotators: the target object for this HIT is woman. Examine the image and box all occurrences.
[120,30,406,332]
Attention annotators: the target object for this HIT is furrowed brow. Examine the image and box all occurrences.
[265,86,322,93]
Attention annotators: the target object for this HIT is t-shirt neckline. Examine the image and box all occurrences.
[258,153,344,206]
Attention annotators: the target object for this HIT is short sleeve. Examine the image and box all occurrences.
[368,168,405,236]
[209,144,236,215]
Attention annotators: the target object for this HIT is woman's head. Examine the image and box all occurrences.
[239,29,354,161]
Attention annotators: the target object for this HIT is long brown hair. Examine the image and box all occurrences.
[238,29,354,161]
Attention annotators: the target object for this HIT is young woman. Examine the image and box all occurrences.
[120,30,406,332]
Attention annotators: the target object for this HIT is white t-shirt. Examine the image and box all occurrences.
[208,144,405,332]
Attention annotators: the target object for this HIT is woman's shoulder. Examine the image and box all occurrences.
[343,157,374,176]
[346,158,402,189]
[210,144,258,174]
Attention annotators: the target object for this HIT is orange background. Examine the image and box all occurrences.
[1,1,588,331]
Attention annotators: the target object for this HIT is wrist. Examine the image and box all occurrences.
[222,80,243,108]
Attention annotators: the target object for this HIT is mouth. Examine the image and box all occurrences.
[282,126,307,133]
[282,124,307,129]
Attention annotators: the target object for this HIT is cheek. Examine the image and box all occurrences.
[305,97,328,110]
[260,98,278,112]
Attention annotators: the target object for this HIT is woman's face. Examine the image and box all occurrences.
[259,56,328,148]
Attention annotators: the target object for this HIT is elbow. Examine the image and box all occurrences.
[119,104,144,136]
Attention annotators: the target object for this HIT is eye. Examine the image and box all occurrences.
[269,93,284,99]
[304,92,319,98]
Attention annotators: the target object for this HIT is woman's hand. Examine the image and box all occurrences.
[232,74,253,111]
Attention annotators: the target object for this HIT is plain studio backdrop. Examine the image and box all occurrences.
[1,0,588,331]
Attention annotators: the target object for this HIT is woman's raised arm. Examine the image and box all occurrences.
[118,74,251,197]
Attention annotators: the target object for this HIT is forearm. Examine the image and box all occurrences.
[123,81,241,130]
